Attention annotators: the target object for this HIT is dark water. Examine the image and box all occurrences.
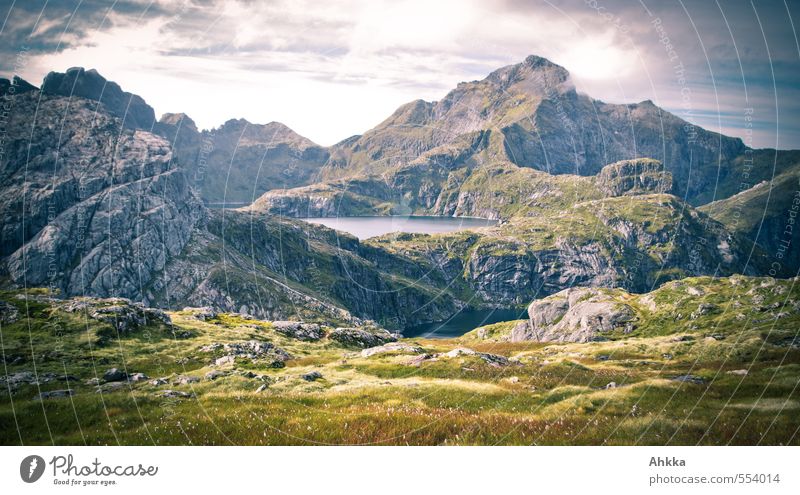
[300,215,498,239]
[403,308,528,339]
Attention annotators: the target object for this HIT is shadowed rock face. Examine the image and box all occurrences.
[41,67,157,130]
[596,158,672,197]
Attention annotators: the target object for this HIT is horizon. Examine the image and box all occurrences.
[2,0,799,149]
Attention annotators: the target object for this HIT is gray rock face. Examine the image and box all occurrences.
[63,298,171,333]
[1,91,204,301]
[596,158,672,197]
[41,67,156,130]
[513,288,636,343]
[0,300,20,324]
[272,321,324,341]
[328,327,397,348]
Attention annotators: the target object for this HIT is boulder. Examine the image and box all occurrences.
[205,370,227,381]
[0,300,20,324]
[129,373,149,382]
[34,389,74,400]
[159,390,192,399]
[272,321,324,341]
[360,342,424,358]
[514,288,636,343]
[302,371,323,381]
[64,298,171,334]
[173,375,200,385]
[102,368,127,382]
[442,347,509,366]
[182,306,217,321]
[329,327,397,348]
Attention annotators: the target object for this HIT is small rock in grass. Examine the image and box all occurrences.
[215,355,235,366]
[102,368,127,382]
[160,390,192,399]
[129,372,149,382]
[726,369,748,376]
[255,384,268,393]
[150,378,168,386]
[302,371,323,382]
[205,370,227,381]
[34,389,74,400]
[604,382,617,389]
[85,377,101,386]
[174,375,199,385]
[672,374,706,385]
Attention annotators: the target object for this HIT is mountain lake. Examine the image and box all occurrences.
[404,308,528,339]
[300,215,499,239]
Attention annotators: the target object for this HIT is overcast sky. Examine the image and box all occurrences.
[2,0,798,148]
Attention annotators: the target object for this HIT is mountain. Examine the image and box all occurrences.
[36,67,328,204]
[267,55,796,215]
[701,157,800,276]
[157,115,329,204]
[0,82,462,328]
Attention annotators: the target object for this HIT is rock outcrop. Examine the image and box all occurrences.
[596,158,672,197]
[513,288,636,343]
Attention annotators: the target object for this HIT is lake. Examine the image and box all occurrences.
[300,215,498,239]
[404,308,528,339]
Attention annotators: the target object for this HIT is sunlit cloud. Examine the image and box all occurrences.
[2,0,798,148]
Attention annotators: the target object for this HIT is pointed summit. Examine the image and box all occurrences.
[485,54,573,94]
[41,67,156,129]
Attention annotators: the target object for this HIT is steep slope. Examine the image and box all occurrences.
[37,68,329,204]
[157,116,330,204]
[367,192,763,305]
[0,85,462,329]
[282,55,795,210]
[701,159,800,277]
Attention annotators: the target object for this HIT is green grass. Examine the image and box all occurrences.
[1,279,799,445]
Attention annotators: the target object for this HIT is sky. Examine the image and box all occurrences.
[1,0,798,149]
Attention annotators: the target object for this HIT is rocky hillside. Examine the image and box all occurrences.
[701,159,800,277]
[367,192,763,306]
[0,80,463,329]
[464,274,800,343]
[2,278,798,445]
[157,115,329,204]
[312,55,788,207]
[31,68,329,204]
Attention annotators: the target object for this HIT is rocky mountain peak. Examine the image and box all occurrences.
[0,75,38,95]
[159,112,197,132]
[484,54,573,95]
[41,67,156,130]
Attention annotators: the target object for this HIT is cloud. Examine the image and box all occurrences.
[1,0,798,148]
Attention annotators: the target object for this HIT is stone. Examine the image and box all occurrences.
[85,378,101,386]
[443,348,509,366]
[215,355,235,366]
[150,378,168,386]
[672,375,707,385]
[302,371,323,381]
[102,368,127,382]
[0,300,20,324]
[514,288,636,343]
[205,370,227,381]
[726,369,749,376]
[128,373,149,382]
[159,390,192,399]
[182,306,217,321]
[329,327,397,348]
[34,389,74,400]
[604,382,617,389]
[360,342,423,358]
[272,321,324,341]
[173,375,200,385]
[255,384,268,393]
